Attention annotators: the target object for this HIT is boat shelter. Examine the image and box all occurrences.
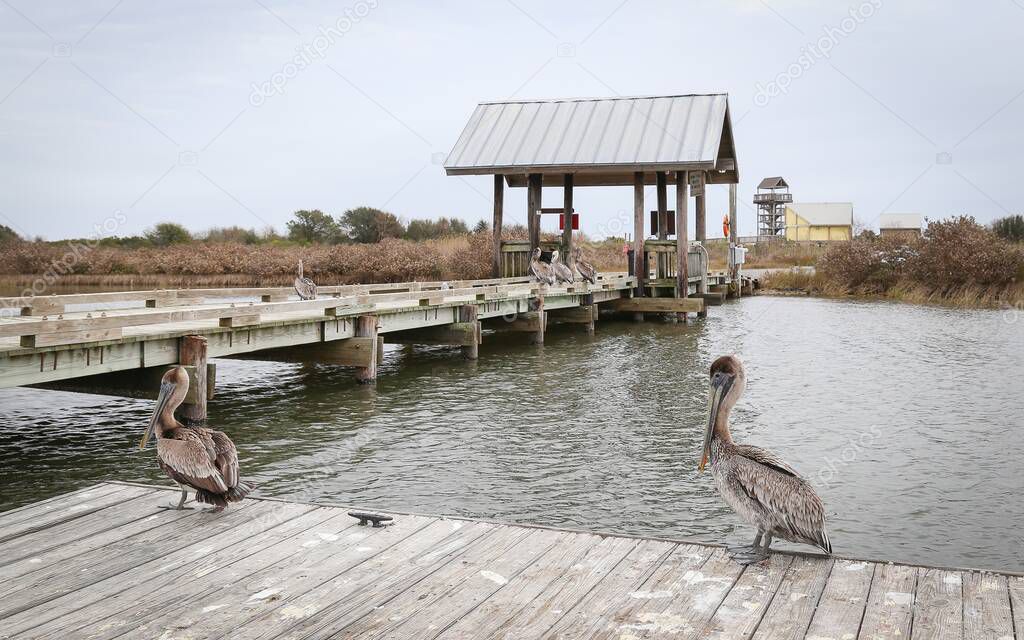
[444,94,739,300]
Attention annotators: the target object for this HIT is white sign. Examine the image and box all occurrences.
[688,171,705,197]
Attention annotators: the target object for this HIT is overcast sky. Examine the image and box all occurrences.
[1,0,1021,241]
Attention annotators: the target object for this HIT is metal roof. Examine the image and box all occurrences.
[879,213,921,229]
[757,176,789,189]
[787,203,853,226]
[444,94,737,186]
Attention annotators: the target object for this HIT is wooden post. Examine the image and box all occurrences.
[656,171,668,283]
[676,171,689,302]
[354,315,378,384]
[695,180,706,243]
[729,182,740,298]
[527,173,542,253]
[458,304,479,360]
[492,175,504,278]
[177,335,208,425]
[562,174,573,265]
[633,171,645,296]
[530,297,545,344]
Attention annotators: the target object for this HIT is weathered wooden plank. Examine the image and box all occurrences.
[0,501,309,633]
[963,571,1014,640]
[751,556,834,640]
[466,535,639,639]
[220,312,261,327]
[607,297,704,314]
[384,322,478,346]
[804,559,876,640]
[20,326,123,348]
[0,487,160,566]
[0,482,123,525]
[1009,577,1024,640]
[543,539,677,638]
[0,484,150,544]
[340,527,562,638]
[225,519,497,640]
[81,508,377,640]
[600,547,744,640]
[696,553,794,640]
[858,563,918,640]
[911,568,964,640]
[436,531,605,638]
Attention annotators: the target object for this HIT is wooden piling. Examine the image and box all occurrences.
[562,174,573,262]
[531,297,545,344]
[354,315,378,384]
[633,171,645,312]
[177,335,208,425]
[458,305,479,360]
[492,175,504,278]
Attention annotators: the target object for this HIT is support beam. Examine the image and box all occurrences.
[177,335,208,425]
[492,175,504,278]
[633,171,645,298]
[607,296,705,314]
[354,315,378,384]
[225,336,377,367]
[460,304,480,359]
[484,312,542,333]
[549,305,595,335]
[675,170,689,321]
[384,323,478,347]
[527,173,542,253]
[562,173,573,265]
[656,172,668,241]
[31,364,213,404]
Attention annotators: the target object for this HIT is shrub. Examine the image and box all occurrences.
[0,224,20,244]
[818,235,917,293]
[204,226,260,244]
[404,217,469,241]
[286,210,341,244]
[339,207,405,243]
[910,216,1022,286]
[144,222,192,246]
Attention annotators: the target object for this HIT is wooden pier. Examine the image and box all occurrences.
[0,272,751,420]
[0,482,1020,639]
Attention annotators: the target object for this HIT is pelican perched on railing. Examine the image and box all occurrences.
[294,259,317,300]
[139,366,254,511]
[700,355,832,564]
[550,250,574,284]
[529,247,556,285]
[573,247,596,284]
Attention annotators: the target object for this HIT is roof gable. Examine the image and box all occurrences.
[757,176,788,189]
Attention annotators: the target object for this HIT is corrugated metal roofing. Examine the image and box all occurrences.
[444,94,733,174]
[788,203,853,226]
[757,176,789,189]
[879,213,921,229]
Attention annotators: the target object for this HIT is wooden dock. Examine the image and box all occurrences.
[0,272,743,418]
[1,482,1020,639]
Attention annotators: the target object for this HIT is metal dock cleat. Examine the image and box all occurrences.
[348,511,394,528]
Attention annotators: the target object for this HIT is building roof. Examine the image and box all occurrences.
[444,94,738,186]
[787,203,853,226]
[879,213,921,229]
[757,176,789,189]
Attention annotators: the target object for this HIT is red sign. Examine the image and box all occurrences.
[559,213,579,230]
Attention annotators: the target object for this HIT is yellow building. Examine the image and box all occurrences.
[785,203,853,242]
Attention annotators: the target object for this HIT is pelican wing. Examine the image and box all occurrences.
[207,429,240,488]
[731,449,831,553]
[157,432,229,495]
[577,258,597,284]
[294,277,317,300]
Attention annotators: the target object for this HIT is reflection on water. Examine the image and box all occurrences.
[0,296,1021,571]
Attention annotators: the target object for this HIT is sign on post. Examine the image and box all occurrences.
[688,171,705,197]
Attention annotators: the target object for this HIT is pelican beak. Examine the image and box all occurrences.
[140,381,174,449]
[700,372,733,472]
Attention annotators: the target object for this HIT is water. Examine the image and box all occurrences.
[1,296,1021,572]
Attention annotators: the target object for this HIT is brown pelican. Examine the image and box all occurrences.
[529,247,556,285]
[294,259,317,300]
[139,366,254,511]
[550,250,574,284]
[700,355,832,564]
[573,247,597,285]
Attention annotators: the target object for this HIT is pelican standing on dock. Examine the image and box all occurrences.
[550,250,574,284]
[529,248,556,285]
[573,247,597,284]
[139,366,254,511]
[700,355,832,564]
[294,259,317,300]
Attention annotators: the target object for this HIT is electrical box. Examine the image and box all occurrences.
[730,245,747,266]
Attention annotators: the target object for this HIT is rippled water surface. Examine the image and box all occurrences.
[1,296,1021,571]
